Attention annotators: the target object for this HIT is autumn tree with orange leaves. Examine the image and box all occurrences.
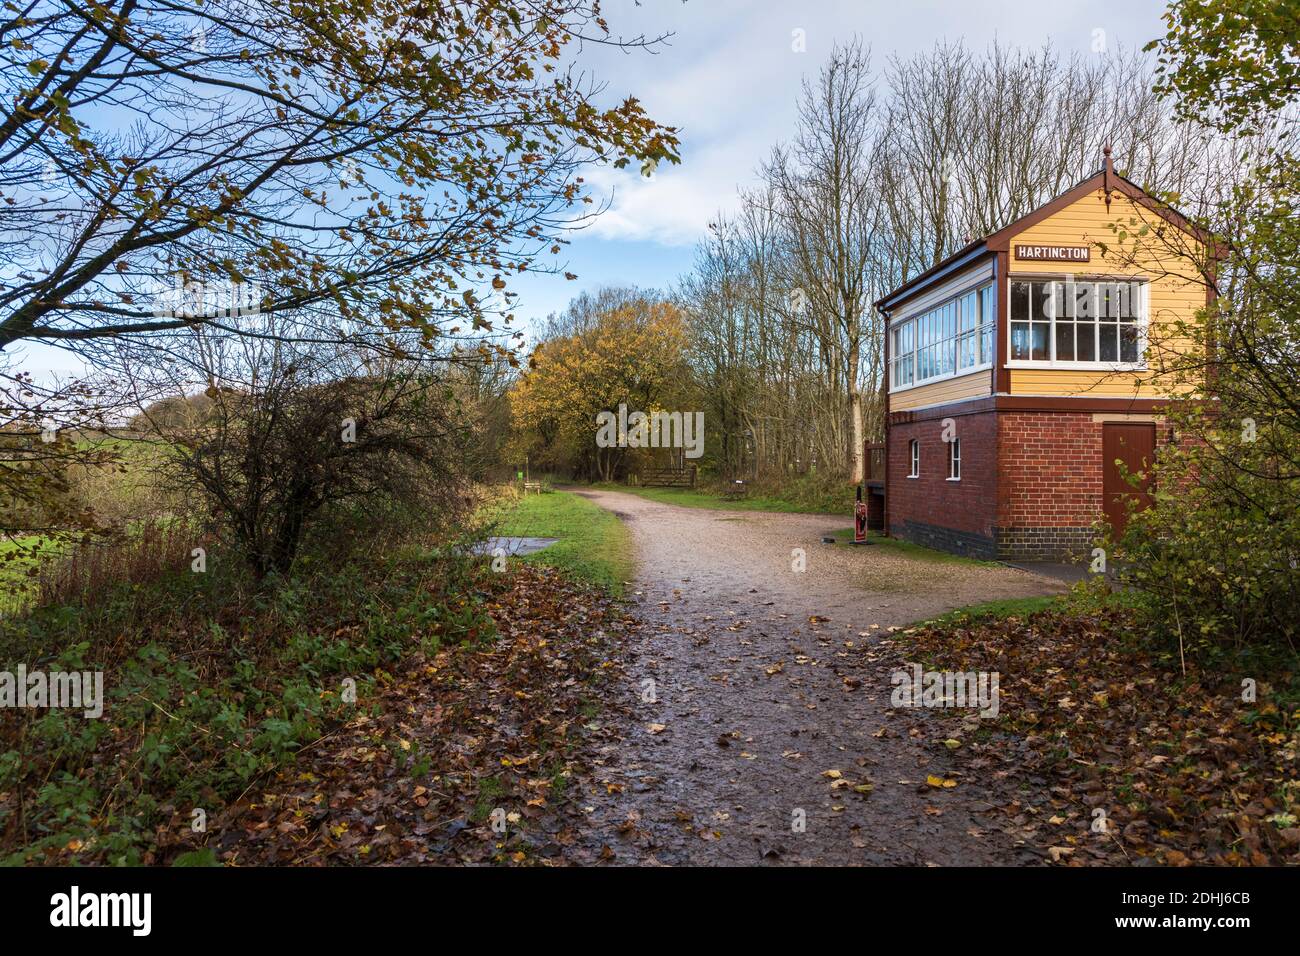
[509,293,690,482]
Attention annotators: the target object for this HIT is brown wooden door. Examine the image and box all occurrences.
[1102,423,1156,537]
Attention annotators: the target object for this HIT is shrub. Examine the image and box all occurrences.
[0,538,497,865]
[1116,420,1299,654]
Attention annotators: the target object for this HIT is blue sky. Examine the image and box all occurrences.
[17,0,1170,380]
[509,0,1170,327]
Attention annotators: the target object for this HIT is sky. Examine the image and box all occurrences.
[15,0,1171,381]
[514,0,1173,320]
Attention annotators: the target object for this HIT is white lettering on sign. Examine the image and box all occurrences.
[1014,244,1091,262]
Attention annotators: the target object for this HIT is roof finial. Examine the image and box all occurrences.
[1102,143,1114,210]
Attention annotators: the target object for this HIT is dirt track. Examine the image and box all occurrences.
[561,488,1067,865]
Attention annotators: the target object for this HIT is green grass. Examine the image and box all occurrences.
[0,535,55,614]
[492,490,633,595]
[590,482,846,515]
[826,526,998,567]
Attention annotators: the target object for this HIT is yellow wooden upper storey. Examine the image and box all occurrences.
[886,182,1207,411]
[1007,187,1205,399]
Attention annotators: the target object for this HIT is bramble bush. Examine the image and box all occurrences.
[1115,421,1299,654]
[0,538,498,865]
[1113,162,1299,655]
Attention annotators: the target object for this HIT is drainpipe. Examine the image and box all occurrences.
[1103,144,1114,211]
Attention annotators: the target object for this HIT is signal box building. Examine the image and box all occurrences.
[874,151,1211,560]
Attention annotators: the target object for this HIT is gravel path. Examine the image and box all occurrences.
[563,487,1067,866]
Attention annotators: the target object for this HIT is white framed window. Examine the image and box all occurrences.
[908,439,919,478]
[890,281,995,391]
[947,438,961,481]
[1009,276,1147,368]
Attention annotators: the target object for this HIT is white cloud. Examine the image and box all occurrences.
[574,0,1167,248]
[580,143,765,246]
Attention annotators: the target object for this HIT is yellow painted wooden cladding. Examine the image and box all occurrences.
[1007,188,1206,399]
[890,368,990,411]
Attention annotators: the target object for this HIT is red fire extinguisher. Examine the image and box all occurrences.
[854,484,868,544]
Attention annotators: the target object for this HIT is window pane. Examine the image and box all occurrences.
[981,324,993,365]
[1076,319,1096,361]
[1119,282,1141,321]
[960,331,977,369]
[1098,283,1116,318]
[1120,324,1139,363]
[1031,323,1049,361]
[1055,322,1075,361]
[1099,324,1118,362]
[1011,281,1029,322]
[1011,322,1031,360]
[1032,282,1054,321]
[1075,283,1094,320]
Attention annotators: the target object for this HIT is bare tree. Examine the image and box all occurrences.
[118,318,472,579]
[762,39,883,481]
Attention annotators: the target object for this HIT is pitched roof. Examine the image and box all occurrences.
[874,153,1214,315]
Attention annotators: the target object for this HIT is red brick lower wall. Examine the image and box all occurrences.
[887,408,1169,560]
[886,411,999,559]
[994,411,1106,559]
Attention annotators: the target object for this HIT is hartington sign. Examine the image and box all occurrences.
[1014,244,1091,262]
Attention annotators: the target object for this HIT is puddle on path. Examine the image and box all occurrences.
[472,536,560,556]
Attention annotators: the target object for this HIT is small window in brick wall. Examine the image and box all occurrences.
[909,439,920,478]
[947,438,961,481]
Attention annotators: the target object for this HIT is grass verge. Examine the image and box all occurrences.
[0,540,499,865]
[889,597,1299,865]
[915,595,1065,628]
[492,489,633,595]
[589,480,851,515]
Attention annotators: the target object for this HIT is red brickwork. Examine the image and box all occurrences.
[886,410,999,558]
[887,408,1170,560]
